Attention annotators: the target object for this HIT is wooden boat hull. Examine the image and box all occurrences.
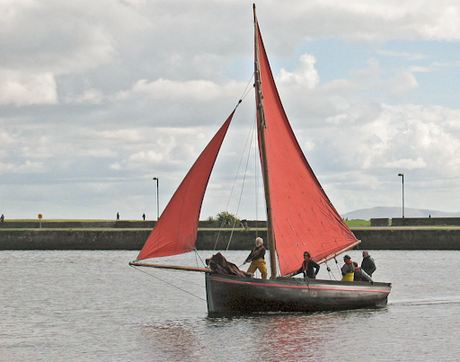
[205,273,391,316]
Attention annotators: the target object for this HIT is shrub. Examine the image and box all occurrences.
[216,211,240,227]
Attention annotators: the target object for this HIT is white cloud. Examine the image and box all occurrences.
[0,162,15,174]
[432,61,460,68]
[0,0,142,74]
[289,0,460,41]
[102,127,211,173]
[0,130,17,147]
[117,78,243,101]
[303,140,316,151]
[408,66,432,73]
[383,157,427,169]
[376,50,427,61]
[0,160,44,174]
[109,162,122,170]
[2,0,460,219]
[80,149,118,158]
[278,54,319,89]
[385,70,419,99]
[0,70,57,106]
[96,129,145,142]
[326,114,348,125]
[346,59,419,100]
[16,160,45,173]
[65,89,104,105]
[334,104,460,175]
[129,150,164,163]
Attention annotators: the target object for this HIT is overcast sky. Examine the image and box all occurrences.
[1,0,460,221]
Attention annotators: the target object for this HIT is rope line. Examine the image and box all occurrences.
[129,265,206,301]
[213,73,256,251]
[194,248,207,268]
[252,112,259,235]
[239,73,255,101]
[225,117,256,251]
[325,260,338,281]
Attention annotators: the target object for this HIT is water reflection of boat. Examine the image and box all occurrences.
[130,4,391,316]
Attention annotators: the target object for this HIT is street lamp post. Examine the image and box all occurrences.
[153,177,159,221]
[398,173,405,221]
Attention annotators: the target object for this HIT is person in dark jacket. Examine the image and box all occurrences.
[243,237,267,279]
[361,250,377,277]
[290,251,320,279]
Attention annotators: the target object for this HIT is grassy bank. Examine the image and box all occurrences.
[3,218,372,226]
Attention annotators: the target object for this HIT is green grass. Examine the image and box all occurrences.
[344,219,370,227]
[4,219,123,222]
[6,218,372,226]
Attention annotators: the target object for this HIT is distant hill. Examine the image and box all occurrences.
[341,207,460,220]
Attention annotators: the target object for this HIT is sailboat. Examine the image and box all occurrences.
[130,5,391,316]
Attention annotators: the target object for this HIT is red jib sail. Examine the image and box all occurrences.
[255,24,358,276]
[136,112,235,260]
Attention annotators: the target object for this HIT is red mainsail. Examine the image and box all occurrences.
[136,112,235,260]
[255,24,358,276]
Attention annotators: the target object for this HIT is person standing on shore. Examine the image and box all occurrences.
[243,237,267,279]
[0,214,4,222]
[361,250,377,277]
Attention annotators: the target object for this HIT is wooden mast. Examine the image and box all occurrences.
[253,4,278,279]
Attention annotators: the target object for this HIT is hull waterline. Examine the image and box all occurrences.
[205,273,391,317]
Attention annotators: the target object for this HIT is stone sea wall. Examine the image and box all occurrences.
[0,229,260,251]
[0,220,267,229]
[370,217,460,227]
[1,226,460,250]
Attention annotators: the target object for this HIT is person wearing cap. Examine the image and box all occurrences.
[361,250,377,277]
[341,255,355,281]
[290,251,320,279]
[243,237,267,279]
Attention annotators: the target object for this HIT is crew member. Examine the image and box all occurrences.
[243,237,267,279]
[341,255,355,281]
[290,251,320,279]
[353,262,373,283]
[361,250,377,277]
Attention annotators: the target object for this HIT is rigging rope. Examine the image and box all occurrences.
[333,257,342,279]
[325,260,338,281]
[129,264,206,301]
[225,120,256,251]
[212,73,257,251]
[253,112,260,236]
[240,73,255,101]
[194,248,207,268]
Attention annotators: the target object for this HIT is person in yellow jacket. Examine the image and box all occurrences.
[341,255,355,281]
[243,237,267,279]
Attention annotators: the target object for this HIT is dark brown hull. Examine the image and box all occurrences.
[205,273,391,317]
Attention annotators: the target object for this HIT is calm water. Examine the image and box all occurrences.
[1,249,460,361]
